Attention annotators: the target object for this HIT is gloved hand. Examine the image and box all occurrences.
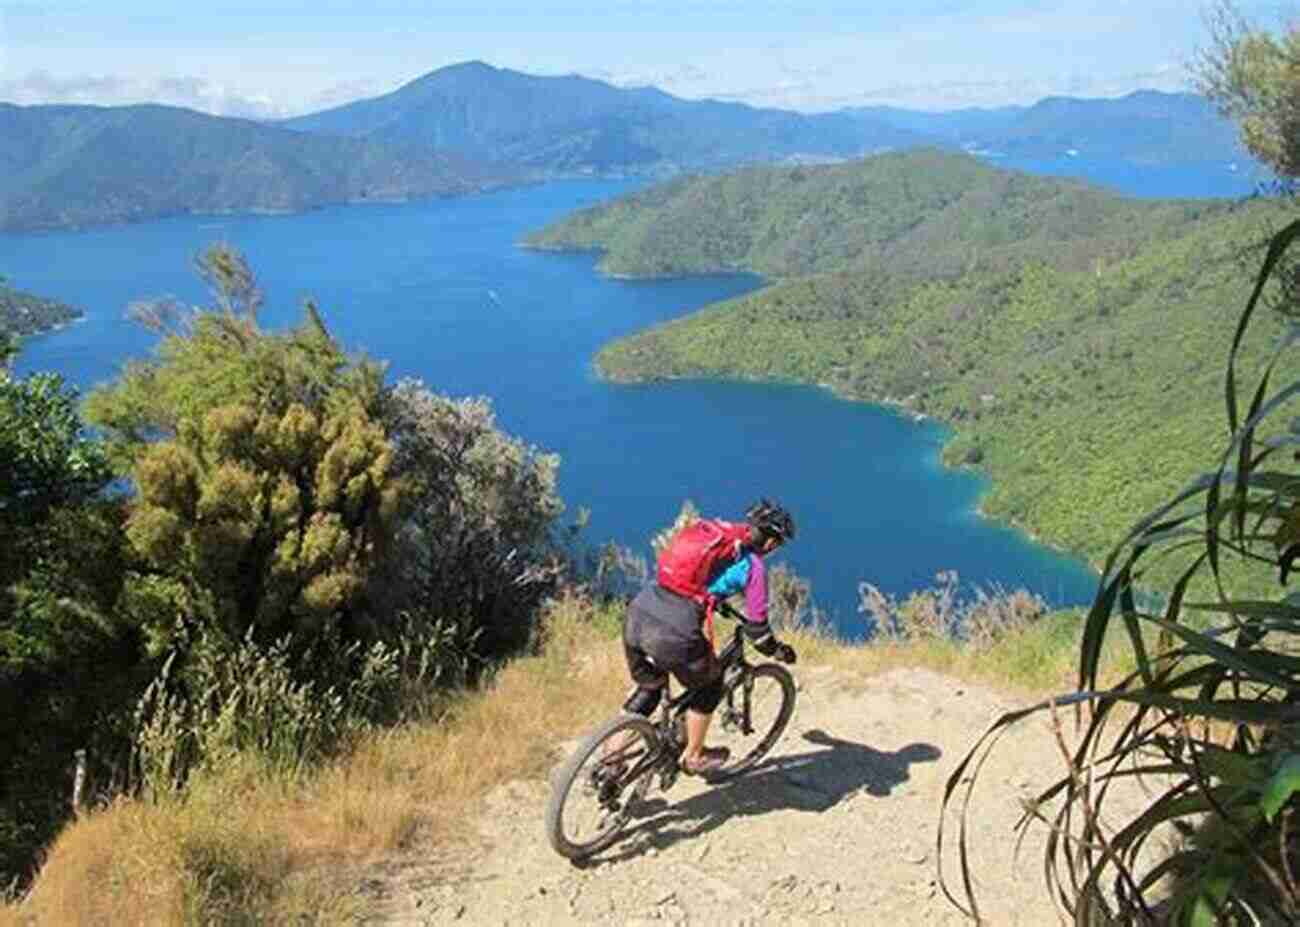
[775,642,797,665]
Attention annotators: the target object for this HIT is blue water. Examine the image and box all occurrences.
[4,179,1102,636]
[982,154,1270,199]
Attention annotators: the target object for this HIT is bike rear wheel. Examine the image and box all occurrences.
[545,713,660,859]
[711,662,796,780]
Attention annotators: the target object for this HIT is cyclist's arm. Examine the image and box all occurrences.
[708,554,778,648]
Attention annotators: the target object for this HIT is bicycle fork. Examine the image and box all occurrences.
[657,714,687,791]
[720,673,754,736]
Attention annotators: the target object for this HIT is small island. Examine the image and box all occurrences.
[0,279,83,340]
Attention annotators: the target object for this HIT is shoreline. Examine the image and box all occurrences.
[0,177,537,239]
[595,355,1102,584]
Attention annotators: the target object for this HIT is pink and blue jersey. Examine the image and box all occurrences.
[707,551,773,641]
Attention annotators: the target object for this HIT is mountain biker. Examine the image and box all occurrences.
[621,499,799,776]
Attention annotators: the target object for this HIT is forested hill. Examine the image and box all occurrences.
[0,103,518,233]
[0,280,80,338]
[523,148,1228,280]
[526,149,1296,586]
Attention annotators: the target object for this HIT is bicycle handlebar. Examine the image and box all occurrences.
[713,599,747,622]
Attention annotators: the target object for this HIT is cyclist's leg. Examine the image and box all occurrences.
[622,606,668,714]
[606,610,666,767]
[671,637,727,773]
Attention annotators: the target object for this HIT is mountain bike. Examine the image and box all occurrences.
[545,602,797,860]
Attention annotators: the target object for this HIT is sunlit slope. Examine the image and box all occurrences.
[528,149,1295,581]
[523,149,1228,280]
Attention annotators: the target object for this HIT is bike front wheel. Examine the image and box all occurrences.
[545,713,660,859]
[711,662,796,780]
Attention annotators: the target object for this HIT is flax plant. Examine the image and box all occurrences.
[940,217,1300,926]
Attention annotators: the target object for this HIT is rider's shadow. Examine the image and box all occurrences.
[585,728,941,864]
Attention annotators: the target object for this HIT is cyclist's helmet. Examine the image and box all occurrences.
[746,498,796,544]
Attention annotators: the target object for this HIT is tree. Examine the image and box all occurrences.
[378,380,563,663]
[85,246,406,651]
[0,345,134,888]
[0,371,110,532]
[1195,1,1300,181]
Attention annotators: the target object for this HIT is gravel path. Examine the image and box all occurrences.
[358,665,1166,926]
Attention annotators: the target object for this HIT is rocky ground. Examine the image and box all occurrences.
[357,665,1168,926]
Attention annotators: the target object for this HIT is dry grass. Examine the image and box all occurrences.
[785,614,1111,697]
[0,594,629,927]
[0,588,1120,926]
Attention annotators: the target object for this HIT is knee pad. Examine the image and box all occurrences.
[686,679,723,714]
[623,685,663,717]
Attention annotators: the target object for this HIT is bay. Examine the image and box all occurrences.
[978,153,1269,199]
[5,178,1100,637]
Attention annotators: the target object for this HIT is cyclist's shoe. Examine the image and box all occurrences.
[681,746,730,776]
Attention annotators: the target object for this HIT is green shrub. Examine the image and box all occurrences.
[378,379,564,666]
[86,262,405,653]
[0,354,137,886]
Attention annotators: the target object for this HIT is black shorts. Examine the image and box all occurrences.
[622,584,720,691]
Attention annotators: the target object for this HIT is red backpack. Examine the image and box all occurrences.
[656,519,752,602]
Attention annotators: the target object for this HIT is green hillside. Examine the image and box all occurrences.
[528,150,1296,588]
[523,149,1228,280]
[0,280,80,338]
[0,103,518,233]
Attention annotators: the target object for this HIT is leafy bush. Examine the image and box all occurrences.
[1,248,574,887]
[0,367,109,535]
[941,218,1300,926]
[378,380,564,665]
[0,354,139,886]
[86,254,405,653]
[101,252,572,786]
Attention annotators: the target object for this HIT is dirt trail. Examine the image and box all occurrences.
[358,666,1165,926]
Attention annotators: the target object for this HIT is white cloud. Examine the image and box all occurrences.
[0,70,295,118]
[0,69,409,118]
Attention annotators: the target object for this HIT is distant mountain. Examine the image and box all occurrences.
[288,69,1248,173]
[0,102,519,233]
[0,78,1255,235]
[846,104,1023,144]
[282,61,927,174]
[848,90,1249,163]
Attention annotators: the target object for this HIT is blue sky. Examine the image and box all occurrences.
[0,1,1284,116]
